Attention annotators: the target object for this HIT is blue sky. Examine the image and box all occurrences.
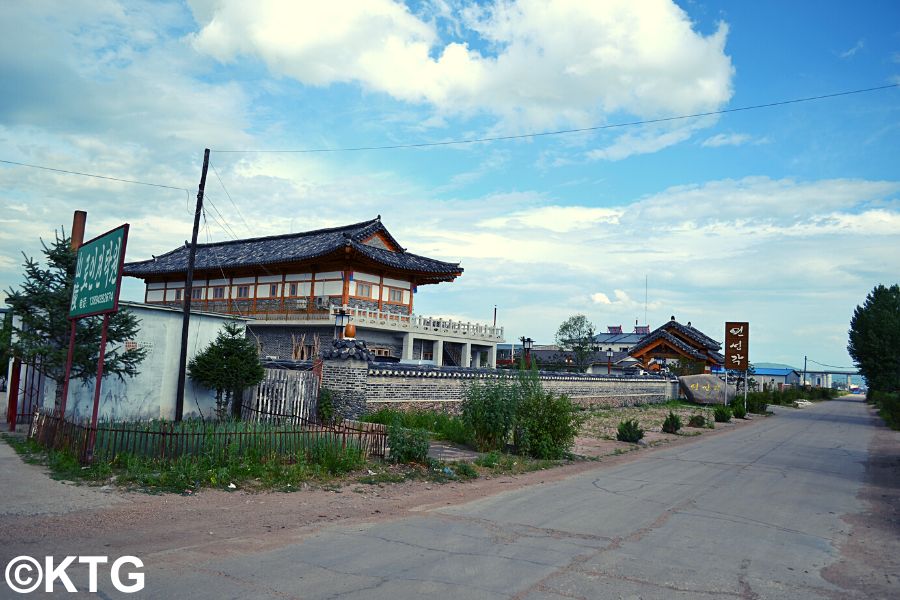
[1,0,898,371]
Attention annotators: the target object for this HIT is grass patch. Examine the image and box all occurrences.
[5,432,367,494]
[362,408,472,446]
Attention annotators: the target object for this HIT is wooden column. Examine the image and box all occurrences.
[378,274,384,311]
[341,270,351,306]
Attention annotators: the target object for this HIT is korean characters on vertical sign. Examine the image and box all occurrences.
[724,322,749,371]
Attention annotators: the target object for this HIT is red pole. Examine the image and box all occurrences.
[85,314,110,462]
[607,358,611,375]
[7,357,21,432]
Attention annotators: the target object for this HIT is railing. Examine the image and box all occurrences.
[29,411,387,463]
[334,306,505,341]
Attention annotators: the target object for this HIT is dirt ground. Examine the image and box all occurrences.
[0,412,765,564]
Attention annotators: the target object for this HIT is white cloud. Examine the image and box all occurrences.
[479,205,623,232]
[190,0,735,129]
[839,39,864,58]
[701,132,769,147]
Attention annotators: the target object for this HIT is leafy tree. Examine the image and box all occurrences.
[848,284,900,392]
[4,232,146,406]
[188,321,265,419]
[554,314,596,371]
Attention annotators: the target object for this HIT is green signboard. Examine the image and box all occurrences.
[69,224,129,319]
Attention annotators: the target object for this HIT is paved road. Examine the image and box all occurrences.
[5,398,893,598]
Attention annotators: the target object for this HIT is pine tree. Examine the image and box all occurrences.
[4,231,147,405]
[188,321,265,419]
[848,284,900,392]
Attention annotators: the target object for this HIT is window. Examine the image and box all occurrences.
[270,284,278,296]
[289,282,298,296]
[192,288,202,300]
[356,282,372,298]
[213,287,225,300]
[620,347,629,353]
[388,288,404,303]
[237,286,250,299]
[174,289,182,301]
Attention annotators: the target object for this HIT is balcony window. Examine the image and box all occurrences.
[192,288,202,300]
[356,282,372,298]
[237,286,250,299]
[174,289,182,301]
[289,282,298,297]
[388,288,403,303]
[213,287,225,300]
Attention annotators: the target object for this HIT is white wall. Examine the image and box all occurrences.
[41,303,246,421]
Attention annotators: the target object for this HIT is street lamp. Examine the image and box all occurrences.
[606,349,613,375]
[334,308,350,340]
[520,336,534,368]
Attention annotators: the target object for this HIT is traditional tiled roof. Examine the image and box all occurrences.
[629,330,708,361]
[660,320,721,350]
[123,217,462,279]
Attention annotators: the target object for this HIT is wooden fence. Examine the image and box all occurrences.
[242,367,320,424]
[29,411,387,464]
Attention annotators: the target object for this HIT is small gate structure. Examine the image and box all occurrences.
[242,366,320,425]
[6,358,45,431]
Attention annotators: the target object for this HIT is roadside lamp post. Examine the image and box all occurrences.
[607,349,613,375]
[520,336,534,368]
[334,308,350,340]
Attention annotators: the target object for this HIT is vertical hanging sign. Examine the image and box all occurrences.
[724,322,750,371]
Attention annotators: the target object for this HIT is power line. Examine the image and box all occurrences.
[210,83,899,154]
[203,194,241,240]
[210,162,253,235]
[0,158,190,192]
[807,358,857,370]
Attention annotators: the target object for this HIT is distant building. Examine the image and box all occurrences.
[124,217,503,367]
[753,367,800,390]
[593,323,650,353]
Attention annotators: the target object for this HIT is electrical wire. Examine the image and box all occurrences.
[210,162,253,235]
[210,83,899,154]
[807,358,857,371]
[0,158,190,191]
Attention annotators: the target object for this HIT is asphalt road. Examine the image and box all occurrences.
[4,397,893,599]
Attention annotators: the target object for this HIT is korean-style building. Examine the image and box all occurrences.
[123,217,504,366]
[628,317,724,372]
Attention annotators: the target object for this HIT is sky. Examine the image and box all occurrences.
[1,0,898,371]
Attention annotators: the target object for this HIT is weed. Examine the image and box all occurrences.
[687,414,707,428]
[714,405,732,423]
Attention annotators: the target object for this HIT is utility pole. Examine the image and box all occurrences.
[58,210,87,418]
[174,149,210,422]
[803,355,807,388]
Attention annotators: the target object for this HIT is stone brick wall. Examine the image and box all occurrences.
[320,358,369,419]
[365,367,678,414]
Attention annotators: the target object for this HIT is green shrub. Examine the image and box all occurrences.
[453,461,478,480]
[461,378,518,451]
[732,401,747,419]
[388,423,430,464]
[617,419,644,443]
[687,414,706,428]
[745,393,768,414]
[514,389,582,460]
[474,451,501,468]
[714,405,732,423]
[317,388,335,424]
[662,411,682,434]
[870,390,900,430]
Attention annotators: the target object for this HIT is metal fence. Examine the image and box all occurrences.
[29,411,387,464]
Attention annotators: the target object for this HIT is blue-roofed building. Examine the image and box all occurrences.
[752,367,801,390]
